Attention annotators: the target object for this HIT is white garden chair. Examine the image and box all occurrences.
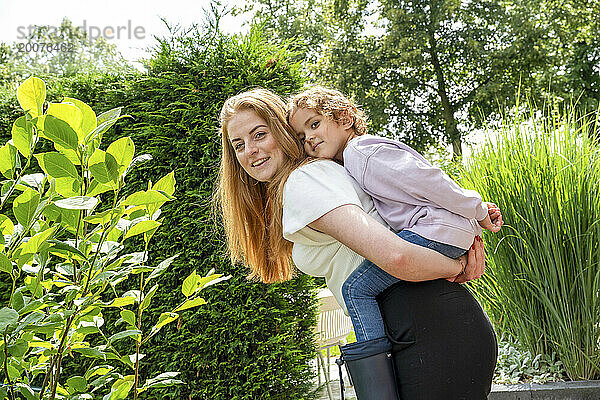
[315,288,354,400]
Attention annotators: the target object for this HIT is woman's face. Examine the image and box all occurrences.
[227,109,286,182]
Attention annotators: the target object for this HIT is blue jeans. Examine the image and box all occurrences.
[342,230,468,343]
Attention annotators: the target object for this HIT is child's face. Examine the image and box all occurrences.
[289,107,353,161]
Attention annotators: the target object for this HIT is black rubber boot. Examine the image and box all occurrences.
[338,337,400,400]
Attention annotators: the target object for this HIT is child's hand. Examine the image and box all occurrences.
[478,202,503,232]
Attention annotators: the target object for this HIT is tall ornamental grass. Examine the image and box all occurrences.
[463,103,600,380]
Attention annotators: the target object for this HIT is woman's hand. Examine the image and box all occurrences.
[447,236,485,283]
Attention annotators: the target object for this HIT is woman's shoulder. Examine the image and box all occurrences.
[293,158,345,174]
[283,158,364,231]
[287,159,347,185]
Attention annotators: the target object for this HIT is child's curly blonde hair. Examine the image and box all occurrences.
[288,86,368,136]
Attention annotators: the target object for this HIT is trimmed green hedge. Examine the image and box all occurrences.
[0,26,319,399]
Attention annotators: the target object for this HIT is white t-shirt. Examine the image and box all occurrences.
[282,160,388,313]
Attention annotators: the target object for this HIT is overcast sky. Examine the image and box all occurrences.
[0,0,250,68]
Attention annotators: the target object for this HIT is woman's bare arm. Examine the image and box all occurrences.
[308,204,465,281]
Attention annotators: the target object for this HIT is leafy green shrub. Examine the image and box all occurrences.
[0,77,228,400]
[116,26,318,400]
[464,102,600,380]
[494,335,565,384]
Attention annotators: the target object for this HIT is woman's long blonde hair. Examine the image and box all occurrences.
[214,88,308,283]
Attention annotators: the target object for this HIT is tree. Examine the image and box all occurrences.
[246,0,600,157]
[528,0,600,112]
[235,0,334,64]
[1,18,133,86]
[318,0,547,157]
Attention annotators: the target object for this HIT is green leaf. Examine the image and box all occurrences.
[0,214,14,235]
[0,253,12,275]
[97,107,122,126]
[86,107,122,144]
[152,171,176,196]
[86,179,114,196]
[59,208,80,230]
[105,375,134,400]
[73,347,108,359]
[149,312,179,337]
[140,372,183,392]
[29,321,62,335]
[119,354,135,368]
[8,339,28,357]
[53,177,82,198]
[0,307,19,331]
[21,226,57,255]
[16,383,36,400]
[140,284,159,312]
[14,311,43,330]
[11,291,24,311]
[122,190,170,207]
[131,265,153,274]
[173,297,206,313]
[12,116,33,157]
[35,152,79,179]
[24,275,43,298]
[120,310,135,326]
[76,325,100,335]
[1,181,13,198]
[54,142,81,165]
[42,115,79,151]
[125,154,153,176]
[55,196,99,210]
[196,273,231,291]
[181,270,198,297]
[123,220,160,240]
[17,299,47,316]
[106,137,134,175]
[19,173,45,191]
[84,206,124,225]
[108,329,141,344]
[17,76,45,117]
[85,365,113,381]
[63,97,96,137]
[48,240,88,261]
[47,102,83,140]
[13,188,40,227]
[146,254,178,284]
[0,142,18,179]
[66,376,87,393]
[89,149,119,185]
[104,297,135,308]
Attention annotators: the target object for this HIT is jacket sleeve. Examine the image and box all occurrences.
[346,143,488,221]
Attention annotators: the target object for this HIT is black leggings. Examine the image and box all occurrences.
[377,279,497,400]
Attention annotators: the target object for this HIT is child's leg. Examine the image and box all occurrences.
[397,230,468,259]
[342,258,400,343]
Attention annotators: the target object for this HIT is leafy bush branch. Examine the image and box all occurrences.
[0,77,229,400]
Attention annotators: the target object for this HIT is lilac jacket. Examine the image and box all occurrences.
[343,135,487,250]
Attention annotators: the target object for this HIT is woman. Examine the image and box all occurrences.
[215,88,497,399]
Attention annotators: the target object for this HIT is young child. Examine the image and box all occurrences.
[288,86,503,347]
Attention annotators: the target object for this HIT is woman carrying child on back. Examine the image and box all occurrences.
[287,86,503,398]
[216,87,497,400]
